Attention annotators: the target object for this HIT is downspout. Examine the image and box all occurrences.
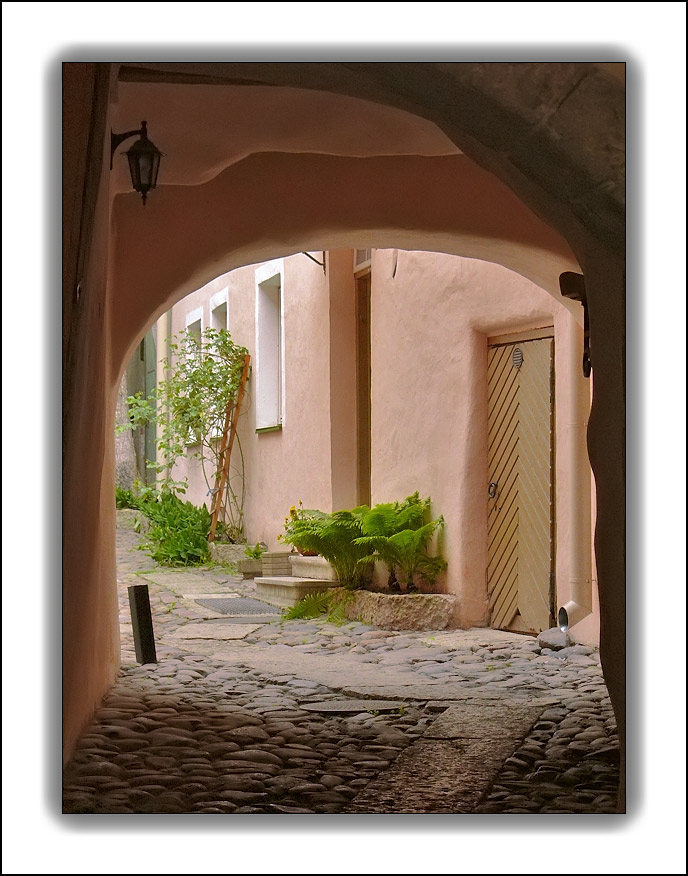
[557,315,593,632]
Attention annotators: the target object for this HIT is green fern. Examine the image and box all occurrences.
[282,589,356,624]
[355,516,447,590]
[283,591,333,620]
[281,509,371,588]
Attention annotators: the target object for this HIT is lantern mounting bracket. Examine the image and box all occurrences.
[301,252,326,273]
[110,124,147,169]
[559,271,592,378]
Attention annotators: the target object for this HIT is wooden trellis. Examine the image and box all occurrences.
[208,353,251,542]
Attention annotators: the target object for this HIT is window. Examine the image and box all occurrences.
[210,289,228,332]
[354,248,372,273]
[183,308,204,444]
[255,260,284,431]
[185,307,203,357]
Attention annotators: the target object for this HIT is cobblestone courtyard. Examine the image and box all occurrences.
[62,524,620,814]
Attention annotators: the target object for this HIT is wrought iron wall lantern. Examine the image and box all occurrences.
[110,121,163,206]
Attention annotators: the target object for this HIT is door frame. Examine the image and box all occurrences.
[486,326,556,633]
[355,271,372,508]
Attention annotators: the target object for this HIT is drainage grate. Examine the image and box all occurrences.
[195,597,280,616]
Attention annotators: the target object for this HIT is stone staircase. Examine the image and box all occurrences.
[255,553,341,609]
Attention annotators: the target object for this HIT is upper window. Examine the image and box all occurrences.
[354,248,372,273]
[255,261,284,431]
[210,289,228,332]
[185,307,203,359]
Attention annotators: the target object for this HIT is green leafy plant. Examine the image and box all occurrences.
[117,327,250,542]
[278,501,326,555]
[355,502,447,592]
[282,589,355,624]
[357,493,429,592]
[280,507,372,589]
[244,542,267,559]
[115,486,139,510]
[137,489,212,566]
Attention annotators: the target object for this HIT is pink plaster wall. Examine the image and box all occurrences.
[368,249,596,638]
[111,82,460,194]
[168,255,334,549]
[63,65,121,762]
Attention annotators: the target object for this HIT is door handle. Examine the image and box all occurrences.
[488,482,498,499]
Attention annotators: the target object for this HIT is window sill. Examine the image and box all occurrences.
[256,424,282,434]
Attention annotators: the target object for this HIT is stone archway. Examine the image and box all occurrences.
[63,63,625,806]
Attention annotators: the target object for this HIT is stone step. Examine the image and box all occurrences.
[255,576,341,609]
[289,555,338,581]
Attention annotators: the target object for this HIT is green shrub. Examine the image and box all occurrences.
[115,487,139,510]
[137,490,211,566]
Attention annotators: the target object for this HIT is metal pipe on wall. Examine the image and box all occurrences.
[558,316,594,632]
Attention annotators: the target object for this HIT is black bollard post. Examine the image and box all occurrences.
[128,584,157,664]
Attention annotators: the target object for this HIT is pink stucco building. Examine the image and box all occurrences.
[160,247,598,645]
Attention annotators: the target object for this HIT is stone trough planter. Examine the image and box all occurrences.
[236,557,263,578]
[208,542,248,566]
[116,508,149,534]
[344,591,459,631]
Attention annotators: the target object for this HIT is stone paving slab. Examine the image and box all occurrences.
[338,682,539,701]
[140,571,232,586]
[158,639,438,688]
[346,701,543,813]
[167,623,262,640]
[300,699,409,714]
[421,702,544,739]
[422,629,537,649]
[347,740,516,813]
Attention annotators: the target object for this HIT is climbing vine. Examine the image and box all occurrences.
[118,327,250,542]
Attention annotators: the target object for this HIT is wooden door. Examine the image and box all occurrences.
[487,335,554,633]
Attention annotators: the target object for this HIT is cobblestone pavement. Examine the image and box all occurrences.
[62,525,620,814]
